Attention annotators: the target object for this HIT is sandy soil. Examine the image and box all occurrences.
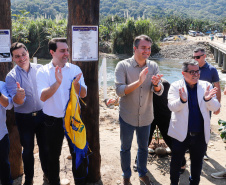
[9,87,226,185]
[6,37,226,185]
[98,88,226,185]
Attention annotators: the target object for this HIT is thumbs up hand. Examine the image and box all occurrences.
[14,82,25,104]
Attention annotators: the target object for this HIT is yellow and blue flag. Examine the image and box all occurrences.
[63,79,89,169]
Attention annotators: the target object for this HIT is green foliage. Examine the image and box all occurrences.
[12,0,68,19]
[12,10,30,43]
[218,119,226,126]
[218,119,226,140]
[100,0,226,22]
[12,0,226,22]
[12,11,67,58]
[112,19,161,55]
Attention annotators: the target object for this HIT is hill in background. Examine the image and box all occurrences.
[11,0,226,21]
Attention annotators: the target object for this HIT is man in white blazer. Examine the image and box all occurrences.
[167,60,220,185]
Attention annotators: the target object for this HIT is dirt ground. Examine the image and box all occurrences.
[10,88,225,185]
[98,89,226,185]
[6,37,226,185]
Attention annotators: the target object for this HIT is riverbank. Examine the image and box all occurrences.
[100,40,213,60]
[152,40,212,59]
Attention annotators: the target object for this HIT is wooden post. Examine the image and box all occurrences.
[0,0,23,179]
[67,0,101,183]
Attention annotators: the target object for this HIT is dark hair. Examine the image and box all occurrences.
[48,38,67,52]
[133,35,153,48]
[193,47,205,53]
[10,42,28,57]
[182,60,199,72]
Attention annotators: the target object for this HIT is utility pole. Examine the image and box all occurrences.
[67,0,101,183]
[0,0,23,179]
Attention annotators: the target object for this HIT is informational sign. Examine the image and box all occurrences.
[0,29,11,62]
[72,26,98,61]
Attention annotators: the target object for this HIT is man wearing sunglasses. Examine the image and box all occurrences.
[168,60,220,185]
[193,47,221,161]
[193,48,221,115]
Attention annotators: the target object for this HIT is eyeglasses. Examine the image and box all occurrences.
[185,70,200,75]
[192,54,204,59]
[14,52,27,59]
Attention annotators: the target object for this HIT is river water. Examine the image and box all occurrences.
[37,57,226,91]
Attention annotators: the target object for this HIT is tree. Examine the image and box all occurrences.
[67,0,101,183]
[0,0,23,179]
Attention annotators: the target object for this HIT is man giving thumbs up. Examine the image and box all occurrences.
[5,42,49,185]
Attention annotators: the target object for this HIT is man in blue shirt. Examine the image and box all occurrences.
[168,60,220,185]
[193,47,221,160]
[0,81,13,185]
[5,43,48,185]
[193,47,221,114]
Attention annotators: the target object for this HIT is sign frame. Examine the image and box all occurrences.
[0,29,11,62]
[72,25,98,62]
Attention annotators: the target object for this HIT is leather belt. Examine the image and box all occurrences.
[189,132,201,136]
[31,110,42,116]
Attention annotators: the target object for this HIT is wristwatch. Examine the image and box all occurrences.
[153,81,161,87]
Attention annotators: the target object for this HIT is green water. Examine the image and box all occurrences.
[36,57,226,91]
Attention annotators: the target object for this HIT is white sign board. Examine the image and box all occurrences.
[72,26,98,61]
[0,29,11,62]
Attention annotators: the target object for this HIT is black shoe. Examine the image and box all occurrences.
[23,180,33,185]
[204,154,209,160]
[43,174,49,184]
[179,165,186,174]
[133,163,137,172]
[179,168,185,174]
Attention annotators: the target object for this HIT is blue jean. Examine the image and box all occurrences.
[15,110,48,182]
[170,132,207,185]
[119,116,151,178]
[0,134,13,185]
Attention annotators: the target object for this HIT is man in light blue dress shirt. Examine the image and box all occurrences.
[5,42,48,185]
[0,81,13,185]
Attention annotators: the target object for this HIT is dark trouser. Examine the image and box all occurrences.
[44,114,87,185]
[135,117,186,167]
[148,117,172,149]
[170,132,207,185]
[15,110,48,183]
[0,134,13,185]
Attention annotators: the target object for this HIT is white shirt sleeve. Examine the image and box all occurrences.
[36,66,50,101]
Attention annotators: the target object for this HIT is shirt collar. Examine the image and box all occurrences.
[16,63,32,72]
[131,56,147,68]
[200,61,209,69]
[185,80,197,89]
[49,60,70,69]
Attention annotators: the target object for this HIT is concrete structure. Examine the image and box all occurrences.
[209,42,226,73]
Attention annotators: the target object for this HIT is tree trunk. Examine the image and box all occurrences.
[67,0,101,183]
[0,0,23,179]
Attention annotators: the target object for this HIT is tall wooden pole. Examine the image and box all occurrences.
[0,0,23,179]
[67,0,101,183]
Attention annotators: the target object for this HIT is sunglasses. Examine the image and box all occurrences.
[185,70,200,75]
[192,54,204,59]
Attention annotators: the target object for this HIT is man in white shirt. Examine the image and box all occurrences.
[0,81,13,185]
[36,38,87,185]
